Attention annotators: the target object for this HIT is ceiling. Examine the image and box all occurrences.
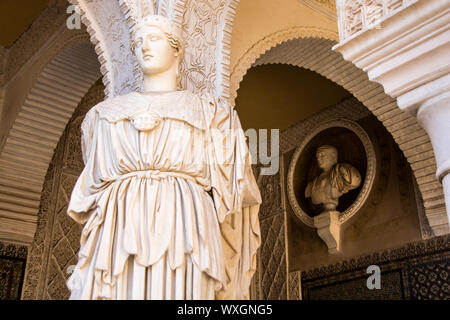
[235,64,351,131]
[0,0,49,47]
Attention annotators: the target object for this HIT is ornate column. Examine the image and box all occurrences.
[334,0,450,233]
[415,91,450,216]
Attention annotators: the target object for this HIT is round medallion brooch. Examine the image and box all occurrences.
[129,110,162,131]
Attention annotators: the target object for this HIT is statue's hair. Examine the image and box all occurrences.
[316,145,338,163]
[129,15,183,56]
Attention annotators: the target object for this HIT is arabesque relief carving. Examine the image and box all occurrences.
[339,0,417,40]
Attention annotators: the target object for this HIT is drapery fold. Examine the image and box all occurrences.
[203,96,261,299]
[67,91,261,300]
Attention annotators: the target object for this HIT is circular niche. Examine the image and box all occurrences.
[287,119,376,228]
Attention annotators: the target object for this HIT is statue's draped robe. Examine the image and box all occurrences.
[306,163,361,208]
[66,90,261,300]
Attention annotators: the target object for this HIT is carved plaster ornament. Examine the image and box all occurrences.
[340,0,414,40]
[66,12,261,300]
[305,145,361,253]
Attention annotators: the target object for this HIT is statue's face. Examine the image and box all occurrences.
[316,148,337,170]
[134,25,178,76]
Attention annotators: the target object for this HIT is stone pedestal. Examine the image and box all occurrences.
[313,211,341,254]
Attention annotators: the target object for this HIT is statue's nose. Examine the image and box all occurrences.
[142,39,152,52]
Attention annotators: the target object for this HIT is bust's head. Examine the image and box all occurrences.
[131,15,183,78]
[316,145,338,171]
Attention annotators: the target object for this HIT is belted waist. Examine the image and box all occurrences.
[106,169,199,185]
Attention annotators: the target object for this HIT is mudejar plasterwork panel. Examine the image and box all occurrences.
[337,0,418,41]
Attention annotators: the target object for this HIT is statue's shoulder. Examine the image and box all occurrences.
[85,92,146,123]
[92,92,142,112]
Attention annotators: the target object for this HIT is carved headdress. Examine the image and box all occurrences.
[130,0,183,54]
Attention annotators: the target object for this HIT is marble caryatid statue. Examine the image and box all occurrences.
[305,145,361,213]
[66,13,261,300]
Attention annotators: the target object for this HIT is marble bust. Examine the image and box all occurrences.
[305,145,361,213]
[66,14,261,300]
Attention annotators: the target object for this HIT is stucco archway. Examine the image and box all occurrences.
[231,34,447,236]
[0,40,101,244]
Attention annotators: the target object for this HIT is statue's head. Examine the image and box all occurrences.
[316,145,338,171]
[130,15,183,79]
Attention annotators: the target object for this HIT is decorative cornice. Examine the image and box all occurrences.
[334,0,450,110]
[336,0,418,42]
[299,0,337,21]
